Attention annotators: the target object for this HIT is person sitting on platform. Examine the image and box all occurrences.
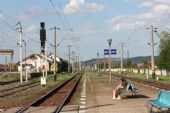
[112,77,128,100]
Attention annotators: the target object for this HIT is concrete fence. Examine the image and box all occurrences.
[104,68,170,76]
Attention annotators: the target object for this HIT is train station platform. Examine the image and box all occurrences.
[1,72,165,113]
[84,72,160,113]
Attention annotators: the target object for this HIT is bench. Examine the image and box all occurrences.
[129,83,140,95]
[121,83,140,96]
[148,90,170,113]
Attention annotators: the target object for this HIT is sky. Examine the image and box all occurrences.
[0,0,170,64]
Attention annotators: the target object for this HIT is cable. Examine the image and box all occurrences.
[0,10,18,23]
[0,18,40,44]
[57,0,72,31]
[49,0,69,31]
[56,32,70,47]
[0,10,41,44]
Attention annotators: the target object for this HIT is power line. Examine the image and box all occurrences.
[0,10,41,44]
[49,0,69,31]
[56,32,70,47]
[49,0,75,50]
[0,19,40,44]
[0,10,18,23]
[57,0,72,31]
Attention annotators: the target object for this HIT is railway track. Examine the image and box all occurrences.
[0,83,40,98]
[16,74,82,113]
[119,75,170,90]
[0,80,20,86]
[101,72,170,90]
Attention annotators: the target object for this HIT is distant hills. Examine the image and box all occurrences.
[82,56,159,66]
[129,56,159,64]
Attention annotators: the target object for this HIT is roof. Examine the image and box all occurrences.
[17,54,53,64]
[48,54,61,62]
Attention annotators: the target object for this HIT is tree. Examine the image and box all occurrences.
[157,31,170,71]
[126,59,132,68]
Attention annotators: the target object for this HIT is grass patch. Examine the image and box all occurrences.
[113,71,170,85]
[0,73,20,82]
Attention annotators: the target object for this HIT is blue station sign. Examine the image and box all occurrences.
[104,49,117,55]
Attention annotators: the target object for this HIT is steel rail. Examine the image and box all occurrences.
[16,75,76,113]
[0,83,34,92]
[0,83,40,98]
[53,75,82,113]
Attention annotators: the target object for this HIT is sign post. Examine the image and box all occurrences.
[41,64,46,86]
[104,47,117,82]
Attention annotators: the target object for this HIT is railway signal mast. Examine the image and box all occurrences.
[40,22,46,55]
[40,22,47,85]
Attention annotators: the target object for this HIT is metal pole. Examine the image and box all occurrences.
[19,26,23,83]
[11,54,13,71]
[151,25,155,78]
[54,26,57,81]
[50,26,60,80]
[67,45,71,74]
[120,42,124,73]
[97,52,99,71]
[72,51,75,73]
[109,45,111,82]
[24,41,27,82]
[79,57,81,71]
[127,50,129,72]
[45,44,48,77]
[104,55,106,72]
[108,39,112,82]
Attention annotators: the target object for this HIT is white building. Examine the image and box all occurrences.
[17,54,54,72]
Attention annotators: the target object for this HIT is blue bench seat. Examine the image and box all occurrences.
[121,83,140,96]
[148,90,170,112]
[149,100,170,108]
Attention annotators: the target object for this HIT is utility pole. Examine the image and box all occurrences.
[67,45,71,74]
[120,42,124,73]
[76,56,79,72]
[147,25,157,78]
[108,39,112,82]
[22,40,27,82]
[50,26,60,81]
[53,26,57,81]
[79,56,82,71]
[127,49,130,72]
[97,52,99,71]
[104,54,106,72]
[72,51,75,73]
[16,22,23,83]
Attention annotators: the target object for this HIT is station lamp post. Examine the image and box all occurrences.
[108,39,112,82]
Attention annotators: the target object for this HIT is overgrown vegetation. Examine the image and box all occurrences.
[113,71,170,85]
[157,31,170,71]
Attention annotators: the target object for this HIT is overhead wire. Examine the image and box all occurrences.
[0,10,56,57]
[0,10,41,44]
[0,18,40,44]
[49,0,69,31]
[57,0,72,31]
[49,0,75,48]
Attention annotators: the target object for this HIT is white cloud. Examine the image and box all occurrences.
[108,1,170,32]
[20,6,55,20]
[0,13,4,20]
[139,2,154,8]
[86,3,104,13]
[63,0,104,15]
[152,4,170,14]
[25,24,38,33]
